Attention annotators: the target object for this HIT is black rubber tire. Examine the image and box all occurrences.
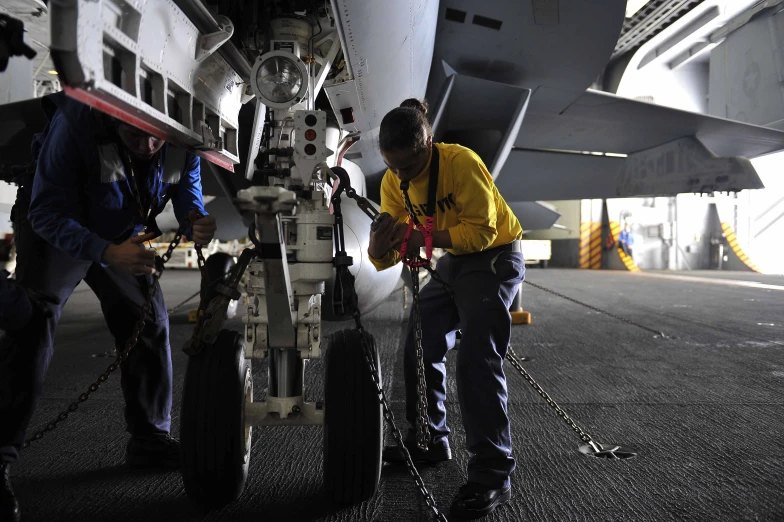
[180,329,252,508]
[322,273,343,322]
[324,329,383,505]
[204,252,236,302]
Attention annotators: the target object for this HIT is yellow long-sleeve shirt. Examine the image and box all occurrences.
[369,142,523,271]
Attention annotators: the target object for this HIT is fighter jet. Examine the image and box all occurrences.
[3,0,784,510]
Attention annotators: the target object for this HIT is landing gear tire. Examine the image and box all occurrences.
[205,252,238,319]
[324,329,383,505]
[180,329,252,508]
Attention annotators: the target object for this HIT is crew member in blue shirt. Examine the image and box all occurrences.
[0,92,216,522]
[619,222,634,258]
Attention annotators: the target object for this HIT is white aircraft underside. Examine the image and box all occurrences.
[3,0,784,313]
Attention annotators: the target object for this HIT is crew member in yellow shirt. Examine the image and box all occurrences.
[368,98,524,520]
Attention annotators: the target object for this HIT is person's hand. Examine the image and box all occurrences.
[190,211,217,245]
[401,229,424,253]
[102,232,157,275]
[387,222,406,250]
[369,214,402,259]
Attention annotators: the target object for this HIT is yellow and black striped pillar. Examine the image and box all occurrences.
[721,222,761,272]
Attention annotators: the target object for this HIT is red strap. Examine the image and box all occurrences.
[401,217,435,268]
[399,220,416,260]
[422,216,434,261]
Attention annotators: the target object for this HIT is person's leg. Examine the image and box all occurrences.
[83,265,177,468]
[450,247,525,518]
[384,256,460,464]
[0,192,87,463]
[0,192,87,522]
[85,266,172,435]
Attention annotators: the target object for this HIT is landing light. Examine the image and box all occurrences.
[251,50,309,110]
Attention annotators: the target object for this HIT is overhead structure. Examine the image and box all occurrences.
[48,0,245,171]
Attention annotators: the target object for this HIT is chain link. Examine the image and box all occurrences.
[410,265,431,452]
[416,265,605,450]
[506,346,600,450]
[353,316,449,522]
[334,174,444,520]
[22,227,186,449]
[523,280,668,338]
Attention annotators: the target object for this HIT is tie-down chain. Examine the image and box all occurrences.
[330,168,640,520]
[21,221,191,449]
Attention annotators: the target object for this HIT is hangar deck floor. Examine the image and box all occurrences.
[9,268,784,522]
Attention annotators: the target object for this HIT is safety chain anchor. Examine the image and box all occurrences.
[506,346,637,459]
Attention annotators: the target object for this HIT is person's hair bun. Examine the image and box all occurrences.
[400,98,428,116]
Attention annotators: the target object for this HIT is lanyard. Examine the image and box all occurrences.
[399,145,440,265]
[121,147,160,229]
[400,145,440,224]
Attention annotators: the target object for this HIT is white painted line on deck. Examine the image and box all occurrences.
[629,272,784,292]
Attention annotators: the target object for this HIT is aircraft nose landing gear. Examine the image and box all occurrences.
[179,175,386,511]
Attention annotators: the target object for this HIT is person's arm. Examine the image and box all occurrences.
[402,228,453,252]
[368,173,407,271]
[171,151,214,243]
[444,151,498,254]
[27,112,112,264]
[172,151,207,223]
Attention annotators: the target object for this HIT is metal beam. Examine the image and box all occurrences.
[171,0,251,83]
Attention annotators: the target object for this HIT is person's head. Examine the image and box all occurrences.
[116,123,165,160]
[624,222,631,232]
[379,98,433,181]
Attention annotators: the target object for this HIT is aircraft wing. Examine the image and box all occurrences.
[496,89,784,201]
[427,0,784,208]
[519,88,784,159]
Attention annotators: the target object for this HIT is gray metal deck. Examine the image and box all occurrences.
[10,268,784,521]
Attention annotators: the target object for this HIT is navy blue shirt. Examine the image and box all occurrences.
[26,93,208,264]
[0,272,31,332]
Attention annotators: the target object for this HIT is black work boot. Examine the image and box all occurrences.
[125,433,180,470]
[450,482,511,520]
[382,438,451,466]
[0,462,21,522]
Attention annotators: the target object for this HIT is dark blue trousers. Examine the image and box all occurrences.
[404,243,524,489]
[0,193,172,463]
